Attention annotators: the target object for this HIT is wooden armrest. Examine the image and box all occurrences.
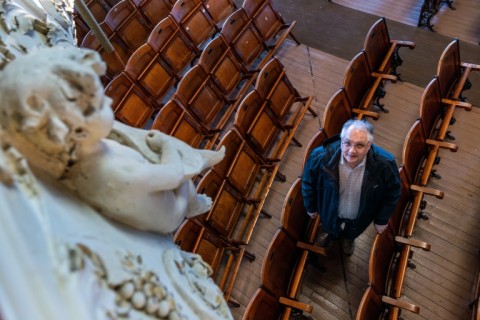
[278,23,293,31]
[461,62,480,70]
[372,72,398,82]
[307,215,321,243]
[244,196,261,203]
[352,108,380,120]
[266,157,281,163]
[302,95,315,108]
[382,296,420,314]
[297,241,327,256]
[395,236,431,251]
[441,98,473,111]
[278,297,313,313]
[392,40,416,49]
[410,184,444,199]
[294,96,311,104]
[426,139,458,152]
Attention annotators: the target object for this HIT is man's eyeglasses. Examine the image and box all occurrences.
[341,140,369,150]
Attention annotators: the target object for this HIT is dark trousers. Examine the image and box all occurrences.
[330,218,357,241]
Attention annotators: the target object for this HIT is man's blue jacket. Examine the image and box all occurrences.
[301,136,401,239]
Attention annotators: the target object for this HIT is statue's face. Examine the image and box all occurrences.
[0,47,114,177]
[53,71,115,146]
[14,68,114,155]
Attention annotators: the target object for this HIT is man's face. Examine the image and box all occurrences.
[341,127,371,168]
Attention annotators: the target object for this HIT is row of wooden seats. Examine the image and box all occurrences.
[434,38,479,320]
[79,0,237,83]
[148,55,316,157]
[354,115,444,319]
[243,179,326,319]
[168,14,314,306]
[78,0,296,85]
[74,0,175,44]
[356,39,479,319]
[162,1,308,304]
[173,127,275,306]
[341,17,415,119]
[99,0,299,129]
[173,53,317,306]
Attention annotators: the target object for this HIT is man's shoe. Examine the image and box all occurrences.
[342,238,355,256]
[315,233,334,251]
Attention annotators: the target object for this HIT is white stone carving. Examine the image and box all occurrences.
[0,2,233,319]
[0,47,224,234]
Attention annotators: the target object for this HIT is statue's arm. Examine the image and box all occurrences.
[101,139,186,192]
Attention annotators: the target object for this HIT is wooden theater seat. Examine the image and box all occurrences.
[173,218,252,305]
[437,39,480,101]
[300,129,327,174]
[129,0,173,27]
[401,120,446,237]
[149,99,218,149]
[388,167,411,235]
[220,8,271,71]
[210,129,277,244]
[169,0,218,52]
[104,0,152,52]
[104,72,159,128]
[322,88,379,139]
[197,165,274,245]
[255,57,317,124]
[196,169,244,241]
[198,35,256,102]
[433,39,475,145]
[81,22,127,83]
[242,0,300,48]
[358,224,426,319]
[322,88,353,138]
[174,65,234,133]
[202,0,238,31]
[234,90,302,165]
[124,42,177,105]
[387,233,431,319]
[343,50,396,116]
[276,179,327,319]
[261,228,314,320]
[243,287,282,320]
[147,16,197,78]
[363,17,415,79]
[281,179,326,256]
[73,0,114,43]
[418,77,462,186]
[356,287,386,320]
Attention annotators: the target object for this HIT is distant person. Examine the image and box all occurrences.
[302,119,401,255]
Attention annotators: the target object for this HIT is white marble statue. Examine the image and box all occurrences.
[0,2,233,318]
[0,47,225,234]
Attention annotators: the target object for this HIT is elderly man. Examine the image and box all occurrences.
[302,119,401,255]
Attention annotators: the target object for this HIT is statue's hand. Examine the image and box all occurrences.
[146,131,181,164]
[186,194,213,218]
